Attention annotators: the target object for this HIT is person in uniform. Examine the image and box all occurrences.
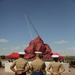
[10,52,29,75]
[29,51,46,75]
[47,55,65,75]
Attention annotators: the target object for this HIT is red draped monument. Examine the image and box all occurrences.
[24,36,53,59]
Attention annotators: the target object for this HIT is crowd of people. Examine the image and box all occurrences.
[10,52,65,75]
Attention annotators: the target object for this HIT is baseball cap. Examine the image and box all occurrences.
[18,52,25,55]
[52,55,59,58]
[35,51,42,54]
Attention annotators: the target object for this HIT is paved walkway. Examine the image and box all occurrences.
[0,67,14,75]
[0,67,75,75]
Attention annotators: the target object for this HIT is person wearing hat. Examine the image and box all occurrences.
[47,55,65,75]
[29,51,46,75]
[10,52,30,75]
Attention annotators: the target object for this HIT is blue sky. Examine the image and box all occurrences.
[0,0,75,56]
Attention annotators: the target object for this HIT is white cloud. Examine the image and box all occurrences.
[0,39,8,43]
[11,47,21,50]
[0,44,28,51]
[22,44,28,48]
[0,44,29,55]
[0,46,75,56]
[72,47,75,50]
[1,46,21,51]
[66,47,75,50]
[1,48,8,50]
[52,47,75,56]
[52,40,68,44]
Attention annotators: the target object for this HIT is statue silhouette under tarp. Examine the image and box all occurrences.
[24,36,53,59]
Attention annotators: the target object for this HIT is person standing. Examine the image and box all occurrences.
[0,56,2,67]
[30,51,46,75]
[47,55,65,75]
[10,52,29,75]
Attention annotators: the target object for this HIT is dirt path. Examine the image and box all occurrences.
[0,67,75,75]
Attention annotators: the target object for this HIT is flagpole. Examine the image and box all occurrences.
[25,14,33,40]
[25,13,40,37]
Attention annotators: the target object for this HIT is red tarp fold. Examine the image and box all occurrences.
[6,52,19,59]
[52,53,64,58]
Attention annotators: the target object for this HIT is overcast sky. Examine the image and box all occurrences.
[0,0,75,56]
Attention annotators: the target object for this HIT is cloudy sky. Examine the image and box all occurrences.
[0,0,75,56]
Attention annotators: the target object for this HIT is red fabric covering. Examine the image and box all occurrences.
[24,36,53,59]
[52,53,64,58]
[42,44,53,59]
[6,52,19,58]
